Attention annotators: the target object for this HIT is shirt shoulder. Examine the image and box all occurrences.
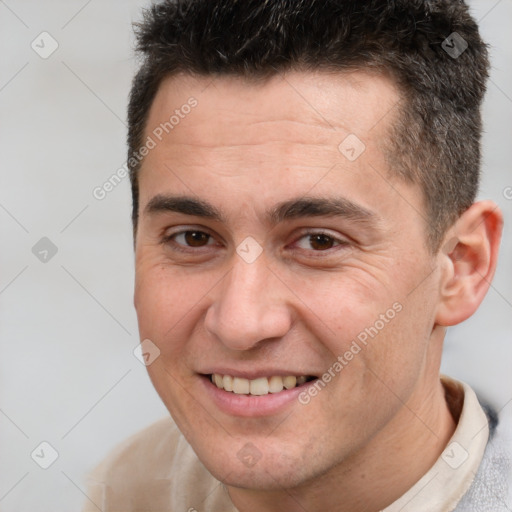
[453,403,512,512]
[83,417,235,512]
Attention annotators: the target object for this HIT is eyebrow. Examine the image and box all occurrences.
[144,194,377,226]
[145,195,223,221]
[269,196,376,225]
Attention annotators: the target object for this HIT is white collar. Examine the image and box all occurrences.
[382,376,489,512]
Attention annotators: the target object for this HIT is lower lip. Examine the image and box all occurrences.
[200,375,315,417]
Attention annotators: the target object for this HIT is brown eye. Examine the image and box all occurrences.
[183,231,210,247]
[309,234,335,251]
[169,230,214,248]
[294,231,349,254]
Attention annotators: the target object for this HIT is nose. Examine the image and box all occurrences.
[204,255,292,351]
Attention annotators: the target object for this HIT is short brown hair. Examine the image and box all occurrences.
[128,0,489,250]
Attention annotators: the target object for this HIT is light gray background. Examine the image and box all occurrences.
[0,1,510,511]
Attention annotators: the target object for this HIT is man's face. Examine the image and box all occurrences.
[134,71,444,489]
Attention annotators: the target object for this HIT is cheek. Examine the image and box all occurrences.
[134,265,194,344]
[282,268,392,345]
[134,260,225,360]
[297,267,433,388]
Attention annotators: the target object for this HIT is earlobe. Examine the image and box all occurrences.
[434,201,503,327]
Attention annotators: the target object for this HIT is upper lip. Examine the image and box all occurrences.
[199,368,318,380]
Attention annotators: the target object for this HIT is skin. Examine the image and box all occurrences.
[133,70,503,512]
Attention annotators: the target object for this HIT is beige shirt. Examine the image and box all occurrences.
[83,377,489,512]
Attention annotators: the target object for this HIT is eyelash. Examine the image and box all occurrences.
[161,228,350,255]
[292,230,350,254]
[161,230,220,253]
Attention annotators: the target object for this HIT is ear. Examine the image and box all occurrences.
[435,200,503,327]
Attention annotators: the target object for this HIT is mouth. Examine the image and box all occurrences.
[206,373,317,396]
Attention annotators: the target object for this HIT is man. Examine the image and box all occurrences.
[84,1,510,510]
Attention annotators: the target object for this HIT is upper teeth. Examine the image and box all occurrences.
[211,374,309,395]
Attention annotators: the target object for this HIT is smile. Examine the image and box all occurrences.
[210,373,316,395]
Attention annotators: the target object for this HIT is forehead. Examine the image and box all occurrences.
[145,69,401,147]
[137,69,425,239]
[140,69,403,188]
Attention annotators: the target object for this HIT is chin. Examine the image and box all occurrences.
[194,436,327,491]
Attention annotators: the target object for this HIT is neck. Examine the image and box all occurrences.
[227,328,456,512]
